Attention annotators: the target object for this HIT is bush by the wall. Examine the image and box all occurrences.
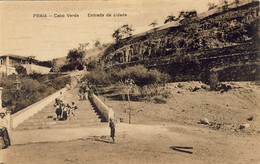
[0,75,70,114]
[114,65,169,86]
[153,96,167,104]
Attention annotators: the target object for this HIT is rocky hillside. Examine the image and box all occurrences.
[101,0,260,82]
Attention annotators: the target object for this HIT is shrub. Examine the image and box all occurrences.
[0,75,70,114]
[115,65,168,86]
[15,65,27,75]
[83,65,169,87]
[140,84,172,102]
[209,71,219,90]
[84,69,111,86]
[60,61,84,72]
[153,96,167,104]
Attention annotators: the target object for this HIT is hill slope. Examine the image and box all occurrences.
[101,0,260,82]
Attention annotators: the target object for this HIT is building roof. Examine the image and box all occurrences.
[0,54,28,60]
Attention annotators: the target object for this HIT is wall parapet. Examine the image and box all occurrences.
[11,87,67,130]
[91,94,114,122]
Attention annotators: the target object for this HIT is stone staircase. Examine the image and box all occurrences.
[15,87,103,131]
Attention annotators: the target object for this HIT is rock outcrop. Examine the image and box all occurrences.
[101,0,260,82]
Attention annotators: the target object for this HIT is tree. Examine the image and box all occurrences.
[67,49,84,63]
[86,57,99,71]
[63,43,89,71]
[112,24,134,42]
[207,3,217,10]
[164,15,179,24]
[178,10,197,19]
[178,10,198,25]
[149,20,158,28]
[15,65,27,75]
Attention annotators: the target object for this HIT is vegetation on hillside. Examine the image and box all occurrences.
[112,24,134,42]
[0,74,71,114]
[82,64,171,103]
[102,1,259,63]
[97,0,259,83]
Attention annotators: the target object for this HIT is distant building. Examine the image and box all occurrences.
[0,54,51,76]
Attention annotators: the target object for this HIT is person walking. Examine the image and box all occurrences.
[109,118,115,143]
[70,102,77,117]
[62,103,68,120]
[66,104,71,118]
[55,103,62,120]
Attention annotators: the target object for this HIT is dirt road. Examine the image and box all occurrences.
[1,123,260,164]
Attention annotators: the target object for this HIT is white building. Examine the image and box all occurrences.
[0,54,51,76]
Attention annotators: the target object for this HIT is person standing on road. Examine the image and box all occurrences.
[0,112,11,149]
[109,118,115,143]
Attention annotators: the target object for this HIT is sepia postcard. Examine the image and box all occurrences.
[0,0,259,163]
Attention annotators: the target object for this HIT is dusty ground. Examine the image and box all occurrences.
[103,81,260,134]
[1,81,260,164]
[2,123,260,164]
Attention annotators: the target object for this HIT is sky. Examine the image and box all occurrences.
[0,0,218,61]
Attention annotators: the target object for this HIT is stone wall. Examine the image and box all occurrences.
[51,57,67,72]
[22,64,51,74]
[90,94,114,122]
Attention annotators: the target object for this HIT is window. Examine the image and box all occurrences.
[0,59,3,66]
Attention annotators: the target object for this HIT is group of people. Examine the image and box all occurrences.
[78,83,98,101]
[54,96,77,121]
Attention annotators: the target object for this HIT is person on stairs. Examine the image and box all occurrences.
[62,103,68,120]
[70,102,77,117]
[66,104,71,118]
[55,103,62,120]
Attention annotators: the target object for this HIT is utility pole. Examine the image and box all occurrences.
[123,78,135,124]
[128,90,131,124]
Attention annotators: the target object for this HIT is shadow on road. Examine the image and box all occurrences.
[88,135,113,144]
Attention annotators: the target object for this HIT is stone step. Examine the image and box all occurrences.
[15,122,106,131]
[18,119,100,127]
[14,86,104,131]
[24,117,98,124]
[37,107,94,114]
[29,111,98,119]
[26,114,99,122]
